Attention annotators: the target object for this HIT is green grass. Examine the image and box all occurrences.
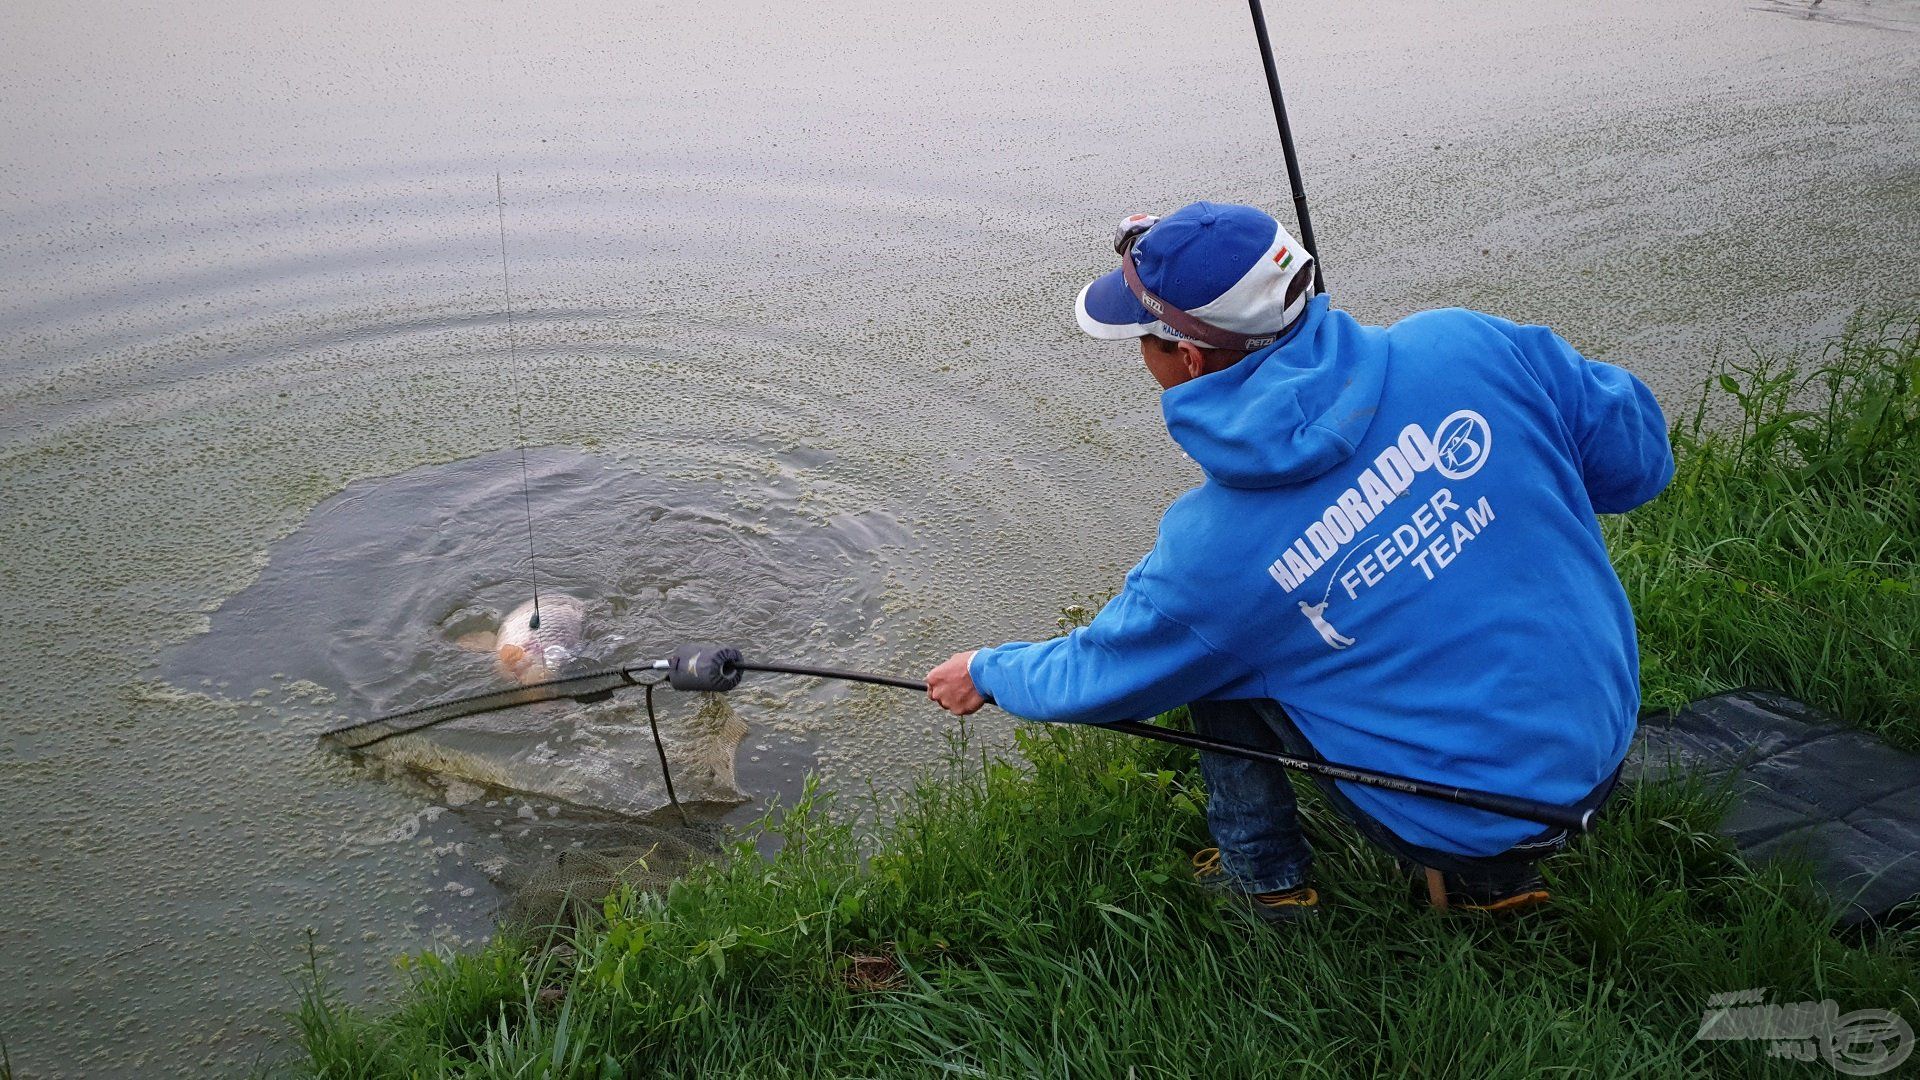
[1612,313,1920,743]
[293,317,1920,1078]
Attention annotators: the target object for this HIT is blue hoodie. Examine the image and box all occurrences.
[970,296,1674,856]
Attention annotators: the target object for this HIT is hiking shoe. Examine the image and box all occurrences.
[1191,847,1320,924]
[1414,865,1551,915]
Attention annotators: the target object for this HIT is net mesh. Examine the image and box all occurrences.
[323,668,750,820]
[346,690,751,931]
[496,817,728,931]
[321,668,788,926]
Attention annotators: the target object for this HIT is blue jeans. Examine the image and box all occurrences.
[1188,700,1316,892]
[1188,699,1617,893]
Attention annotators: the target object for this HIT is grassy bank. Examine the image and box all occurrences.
[1613,314,1920,744]
[296,318,1920,1077]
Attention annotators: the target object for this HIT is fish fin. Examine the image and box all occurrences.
[455,631,497,653]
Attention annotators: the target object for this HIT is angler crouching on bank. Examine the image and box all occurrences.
[925,201,1673,921]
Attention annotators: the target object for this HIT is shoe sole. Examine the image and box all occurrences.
[1415,866,1551,915]
[1455,888,1552,915]
[1228,887,1321,925]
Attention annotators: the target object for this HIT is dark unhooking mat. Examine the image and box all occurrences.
[1626,689,1920,925]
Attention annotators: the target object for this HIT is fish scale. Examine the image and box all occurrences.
[495,595,586,684]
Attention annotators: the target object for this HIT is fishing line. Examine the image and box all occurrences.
[494,172,544,630]
[1320,533,1381,606]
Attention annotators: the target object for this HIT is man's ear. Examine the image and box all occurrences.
[1177,341,1210,379]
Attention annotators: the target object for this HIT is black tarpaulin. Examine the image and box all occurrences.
[1627,689,1920,924]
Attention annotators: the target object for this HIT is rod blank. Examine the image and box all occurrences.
[739,661,1590,833]
[1105,720,1592,833]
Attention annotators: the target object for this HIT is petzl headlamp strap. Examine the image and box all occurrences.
[1116,230,1312,352]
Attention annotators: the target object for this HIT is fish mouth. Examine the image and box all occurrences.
[496,645,556,686]
[495,642,590,686]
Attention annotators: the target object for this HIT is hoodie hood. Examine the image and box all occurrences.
[1160,295,1389,488]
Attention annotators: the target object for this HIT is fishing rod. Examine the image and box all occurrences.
[1247,0,1324,294]
[322,644,1594,833]
[330,9,1522,830]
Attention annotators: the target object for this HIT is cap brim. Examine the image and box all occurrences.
[1075,270,1158,340]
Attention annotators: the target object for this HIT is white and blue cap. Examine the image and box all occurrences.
[1076,201,1316,349]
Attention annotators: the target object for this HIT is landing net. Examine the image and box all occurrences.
[321,665,654,751]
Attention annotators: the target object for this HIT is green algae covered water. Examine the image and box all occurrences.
[2,0,1917,1073]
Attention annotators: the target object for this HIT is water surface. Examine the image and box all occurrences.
[2,0,1916,1073]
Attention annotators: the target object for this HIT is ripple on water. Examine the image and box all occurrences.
[163,444,913,818]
